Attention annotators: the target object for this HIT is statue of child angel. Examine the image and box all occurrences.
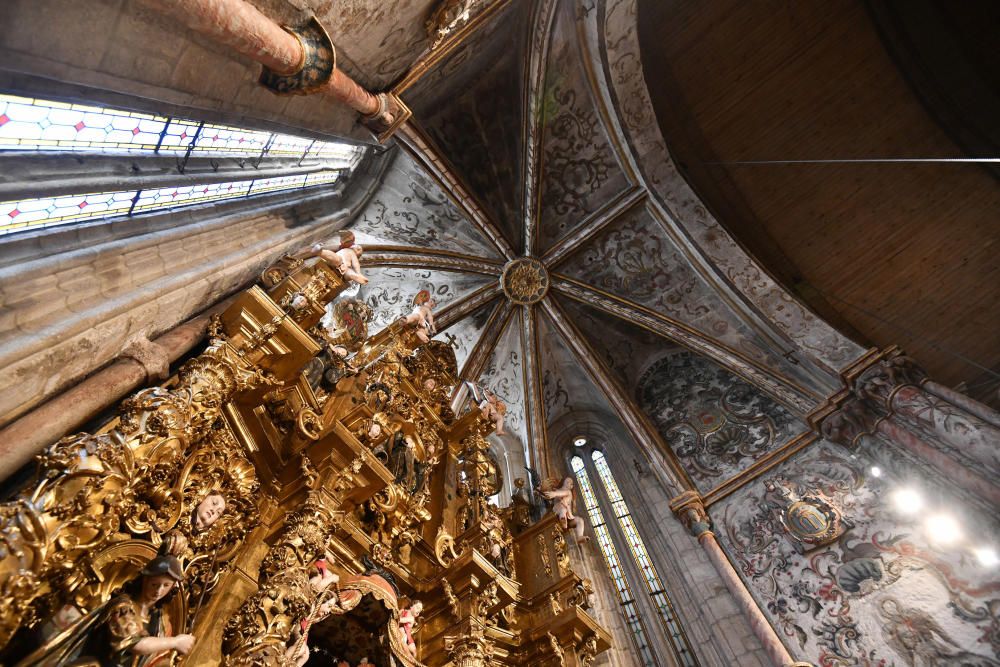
[537,477,589,543]
[404,290,437,343]
[295,230,368,285]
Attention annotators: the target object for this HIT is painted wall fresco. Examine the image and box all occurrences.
[558,202,828,400]
[636,352,801,490]
[441,299,500,374]
[536,1,631,253]
[589,0,864,372]
[555,294,679,389]
[350,267,492,332]
[536,309,611,424]
[561,204,776,365]
[349,151,502,259]
[715,442,1000,666]
[477,316,528,456]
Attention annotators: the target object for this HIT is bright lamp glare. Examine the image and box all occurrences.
[925,514,962,546]
[974,547,999,568]
[573,437,587,447]
[891,487,923,515]
[869,466,883,478]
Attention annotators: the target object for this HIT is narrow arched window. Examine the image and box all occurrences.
[592,450,697,666]
[571,455,658,666]
[0,93,365,236]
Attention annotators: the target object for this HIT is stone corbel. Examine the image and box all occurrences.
[819,397,880,449]
[362,91,413,144]
[669,490,711,538]
[121,334,171,383]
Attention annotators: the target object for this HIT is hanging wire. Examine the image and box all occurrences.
[708,157,1000,165]
[812,288,1000,381]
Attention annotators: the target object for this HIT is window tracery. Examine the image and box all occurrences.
[591,451,697,666]
[571,455,657,666]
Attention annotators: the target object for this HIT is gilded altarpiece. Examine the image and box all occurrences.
[0,255,611,667]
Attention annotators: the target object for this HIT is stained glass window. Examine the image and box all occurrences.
[592,451,697,666]
[0,94,366,236]
[572,456,658,667]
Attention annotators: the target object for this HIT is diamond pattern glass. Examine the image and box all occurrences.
[572,456,657,667]
[0,94,367,236]
[592,451,698,666]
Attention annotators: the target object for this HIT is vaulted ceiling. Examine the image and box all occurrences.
[334,0,883,486]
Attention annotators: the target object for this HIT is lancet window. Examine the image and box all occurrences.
[571,455,658,666]
[0,93,365,236]
[591,451,697,666]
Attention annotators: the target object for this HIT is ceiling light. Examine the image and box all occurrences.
[573,437,587,447]
[891,487,923,515]
[869,466,882,478]
[974,547,999,568]
[925,513,962,546]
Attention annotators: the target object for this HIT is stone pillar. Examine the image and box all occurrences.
[859,354,998,483]
[821,350,1000,505]
[823,399,1000,509]
[874,414,1000,507]
[888,384,1000,475]
[670,492,804,667]
[923,380,1000,429]
[0,299,236,482]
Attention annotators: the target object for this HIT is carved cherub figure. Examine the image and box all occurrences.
[295,231,368,285]
[538,477,589,543]
[464,381,506,435]
[398,600,423,656]
[192,493,226,533]
[405,291,437,343]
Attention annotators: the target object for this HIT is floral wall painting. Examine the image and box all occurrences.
[636,351,801,490]
[715,443,1000,666]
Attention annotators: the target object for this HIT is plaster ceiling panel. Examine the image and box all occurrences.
[476,313,528,453]
[405,2,531,250]
[635,351,804,493]
[536,308,613,427]
[442,298,503,373]
[535,2,631,253]
[558,204,758,352]
[556,204,827,395]
[346,150,502,258]
[553,293,678,389]
[346,267,493,333]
